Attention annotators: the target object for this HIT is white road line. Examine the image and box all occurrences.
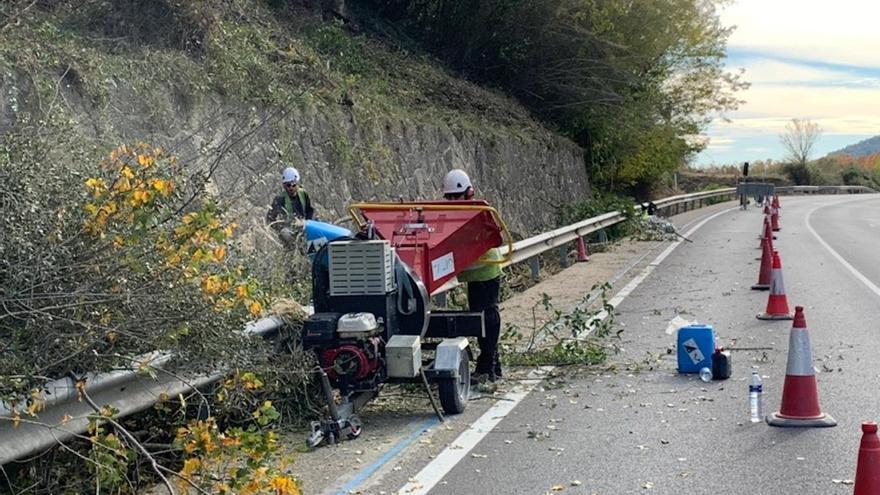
[805,199,880,300]
[395,206,737,495]
[395,367,552,495]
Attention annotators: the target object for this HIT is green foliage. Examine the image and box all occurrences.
[555,193,636,226]
[840,166,880,189]
[555,193,637,241]
[307,24,376,77]
[173,399,301,495]
[701,183,728,204]
[0,140,265,399]
[783,162,811,185]
[364,0,747,191]
[0,128,318,491]
[501,283,622,367]
[616,126,691,187]
[804,157,880,190]
[0,0,554,154]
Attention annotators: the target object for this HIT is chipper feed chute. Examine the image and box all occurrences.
[349,201,512,295]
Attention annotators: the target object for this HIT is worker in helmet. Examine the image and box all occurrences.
[266,166,315,246]
[442,169,504,383]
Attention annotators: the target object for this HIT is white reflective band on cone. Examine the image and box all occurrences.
[785,329,815,376]
[770,269,786,295]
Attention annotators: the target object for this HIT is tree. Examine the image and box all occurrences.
[363,0,748,192]
[780,118,821,166]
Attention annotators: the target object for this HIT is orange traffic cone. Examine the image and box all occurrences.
[766,306,836,427]
[854,422,880,494]
[751,236,772,290]
[758,205,771,240]
[771,204,781,231]
[772,194,781,209]
[757,251,792,320]
[759,215,776,250]
[575,236,590,262]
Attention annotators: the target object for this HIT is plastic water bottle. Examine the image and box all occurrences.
[699,367,713,383]
[749,371,763,423]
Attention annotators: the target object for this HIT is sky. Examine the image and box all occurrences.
[694,0,880,166]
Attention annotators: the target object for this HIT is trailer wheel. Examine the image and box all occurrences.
[438,349,470,414]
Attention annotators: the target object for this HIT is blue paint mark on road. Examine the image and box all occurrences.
[334,416,441,495]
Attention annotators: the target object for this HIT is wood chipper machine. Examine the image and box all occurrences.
[299,201,512,447]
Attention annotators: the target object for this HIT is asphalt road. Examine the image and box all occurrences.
[370,194,880,495]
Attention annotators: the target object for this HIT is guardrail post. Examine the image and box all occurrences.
[529,256,540,280]
[559,245,569,268]
[598,229,608,244]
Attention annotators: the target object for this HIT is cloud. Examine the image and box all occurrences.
[695,1,880,165]
[729,84,880,134]
[705,137,735,150]
[738,59,878,87]
[722,0,880,68]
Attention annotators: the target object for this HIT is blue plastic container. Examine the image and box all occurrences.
[677,324,715,373]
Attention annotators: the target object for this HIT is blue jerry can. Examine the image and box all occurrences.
[677,325,715,373]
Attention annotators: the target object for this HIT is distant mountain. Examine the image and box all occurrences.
[829,136,880,157]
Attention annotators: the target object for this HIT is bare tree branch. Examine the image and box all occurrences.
[780,118,821,166]
[79,389,177,495]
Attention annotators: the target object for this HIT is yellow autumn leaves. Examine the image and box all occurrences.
[83,143,175,235]
[81,143,267,317]
[7,388,47,428]
[174,401,299,495]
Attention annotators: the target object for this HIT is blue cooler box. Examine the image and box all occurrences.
[677,325,715,373]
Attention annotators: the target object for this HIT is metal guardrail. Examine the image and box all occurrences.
[504,211,626,266]
[776,185,877,194]
[0,185,782,465]
[0,316,286,465]
[652,187,737,216]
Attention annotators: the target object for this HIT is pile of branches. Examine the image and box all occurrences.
[0,126,321,391]
[0,127,322,491]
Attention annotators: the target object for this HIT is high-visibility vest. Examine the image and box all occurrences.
[458,247,503,283]
[283,188,308,218]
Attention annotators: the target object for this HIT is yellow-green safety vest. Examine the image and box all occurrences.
[458,247,503,283]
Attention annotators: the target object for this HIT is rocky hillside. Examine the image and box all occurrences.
[0,1,589,240]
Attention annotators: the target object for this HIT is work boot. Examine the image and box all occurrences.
[470,372,492,386]
[493,353,502,379]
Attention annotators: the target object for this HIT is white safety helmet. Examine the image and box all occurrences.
[281,166,300,185]
[442,169,472,194]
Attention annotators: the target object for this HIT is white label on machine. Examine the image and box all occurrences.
[682,338,705,364]
[431,252,455,281]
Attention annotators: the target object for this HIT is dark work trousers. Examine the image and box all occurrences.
[467,277,502,378]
